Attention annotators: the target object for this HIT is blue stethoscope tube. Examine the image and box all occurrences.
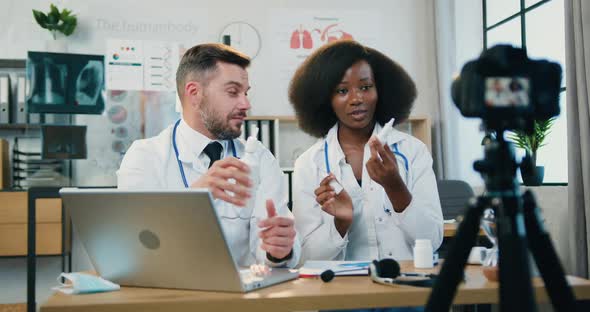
[172,119,237,188]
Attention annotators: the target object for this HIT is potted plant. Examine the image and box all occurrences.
[509,118,556,186]
[32,4,77,52]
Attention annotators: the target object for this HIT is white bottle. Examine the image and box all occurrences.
[329,177,344,195]
[376,117,395,144]
[242,127,269,266]
[242,126,260,188]
[241,126,261,220]
[413,239,434,269]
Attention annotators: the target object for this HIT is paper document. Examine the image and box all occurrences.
[299,261,370,277]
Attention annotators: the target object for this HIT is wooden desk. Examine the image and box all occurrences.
[444,223,486,238]
[41,262,590,312]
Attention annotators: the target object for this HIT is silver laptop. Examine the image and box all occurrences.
[59,188,298,292]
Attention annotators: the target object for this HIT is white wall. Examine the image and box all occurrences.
[0,0,440,120]
[1,0,444,186]
[436,0,486,187]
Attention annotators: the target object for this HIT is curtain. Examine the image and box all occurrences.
[565,0,590,278]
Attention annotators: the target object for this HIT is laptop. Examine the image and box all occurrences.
[59,188,299,292]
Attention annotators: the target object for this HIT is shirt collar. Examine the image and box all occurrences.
[176,119,228,163]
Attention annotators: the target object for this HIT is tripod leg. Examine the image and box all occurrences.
[522,190,577,311]
[496,195,537,311]
[425,197,487,311]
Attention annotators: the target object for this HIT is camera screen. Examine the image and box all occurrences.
[484,77,530,107]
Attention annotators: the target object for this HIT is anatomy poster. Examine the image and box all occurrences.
[269,9,382,98]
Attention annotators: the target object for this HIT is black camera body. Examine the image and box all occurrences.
[451,45,562,134]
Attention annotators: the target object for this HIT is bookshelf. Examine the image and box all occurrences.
[244,115,432,168]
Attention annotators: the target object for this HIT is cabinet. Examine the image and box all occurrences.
[0,191,63,256]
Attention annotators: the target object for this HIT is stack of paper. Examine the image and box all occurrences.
[299,261,370,278]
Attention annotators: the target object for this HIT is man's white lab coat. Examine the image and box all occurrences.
[117,119,301,268]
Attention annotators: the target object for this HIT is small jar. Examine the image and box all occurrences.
[413,239,434,268]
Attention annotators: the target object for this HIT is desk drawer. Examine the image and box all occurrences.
[0,223,62,256]
[0,192,61,223]
[0,192,26,223]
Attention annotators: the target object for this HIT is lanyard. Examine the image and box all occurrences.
[323,141,410,174]
[172,119,237,188]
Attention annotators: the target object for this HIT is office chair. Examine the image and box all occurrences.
[437,179,474,221]
[436,180,480,261]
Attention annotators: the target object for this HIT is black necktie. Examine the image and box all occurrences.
[203,141,223,168]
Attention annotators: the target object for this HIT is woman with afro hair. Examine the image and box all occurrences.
[290,40,443,265]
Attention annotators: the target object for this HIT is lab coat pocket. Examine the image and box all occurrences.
[219,215,252,263]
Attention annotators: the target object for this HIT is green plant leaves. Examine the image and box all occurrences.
[32,10,49,29]
[32,4,77,37]
[60,16,77,36]
[507,117,556,165]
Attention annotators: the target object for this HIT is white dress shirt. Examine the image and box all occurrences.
[117,119,301,268]
[293,123,443,264]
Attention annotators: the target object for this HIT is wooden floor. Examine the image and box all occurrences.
[0,304,26,312]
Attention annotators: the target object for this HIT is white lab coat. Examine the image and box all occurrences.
[117,119,301,268]
[293,123,443,264]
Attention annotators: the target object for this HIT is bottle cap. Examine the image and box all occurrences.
[245,126,259,153]
[376,118,395,143]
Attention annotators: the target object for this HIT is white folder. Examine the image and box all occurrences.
[15,75,26,124]
[0,75,9,124]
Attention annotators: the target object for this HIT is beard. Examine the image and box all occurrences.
[199,98,244,140]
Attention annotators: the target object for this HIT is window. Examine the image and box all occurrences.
[483,0,567,184]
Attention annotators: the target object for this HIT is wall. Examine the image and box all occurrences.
[435,0,486,187]
[0,0,439,118]
[1,0,441,186]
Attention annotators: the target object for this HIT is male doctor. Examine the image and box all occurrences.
[117,43,300,268]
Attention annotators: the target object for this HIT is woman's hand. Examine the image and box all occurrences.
[366,138,412,212]
[366,138,405,191]
[314,174,353,237]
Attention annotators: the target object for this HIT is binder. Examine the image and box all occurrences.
[15,75,26,124]
[0,75,9,124]
[0,139,9,189]
[261,120,272,152]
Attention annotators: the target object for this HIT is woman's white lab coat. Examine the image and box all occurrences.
[292,123,443,264]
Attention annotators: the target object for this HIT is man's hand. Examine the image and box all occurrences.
[190,157,252,206]
[258,199,295,260]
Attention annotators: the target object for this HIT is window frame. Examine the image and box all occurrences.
[482,0,567,185]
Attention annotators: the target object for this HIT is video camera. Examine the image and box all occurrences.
[451,45,562,134]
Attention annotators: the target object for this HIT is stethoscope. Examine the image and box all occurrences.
[323,140,409,216]
[172,119,237,188]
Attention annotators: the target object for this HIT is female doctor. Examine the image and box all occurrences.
[289,40,443,264]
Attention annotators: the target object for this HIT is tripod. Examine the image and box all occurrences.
[425,131,577,311]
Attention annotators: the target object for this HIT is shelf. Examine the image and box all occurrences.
[0,59,25,69]
[0,124,41,130]
[246,115,296,121]
[246,115,432,152]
